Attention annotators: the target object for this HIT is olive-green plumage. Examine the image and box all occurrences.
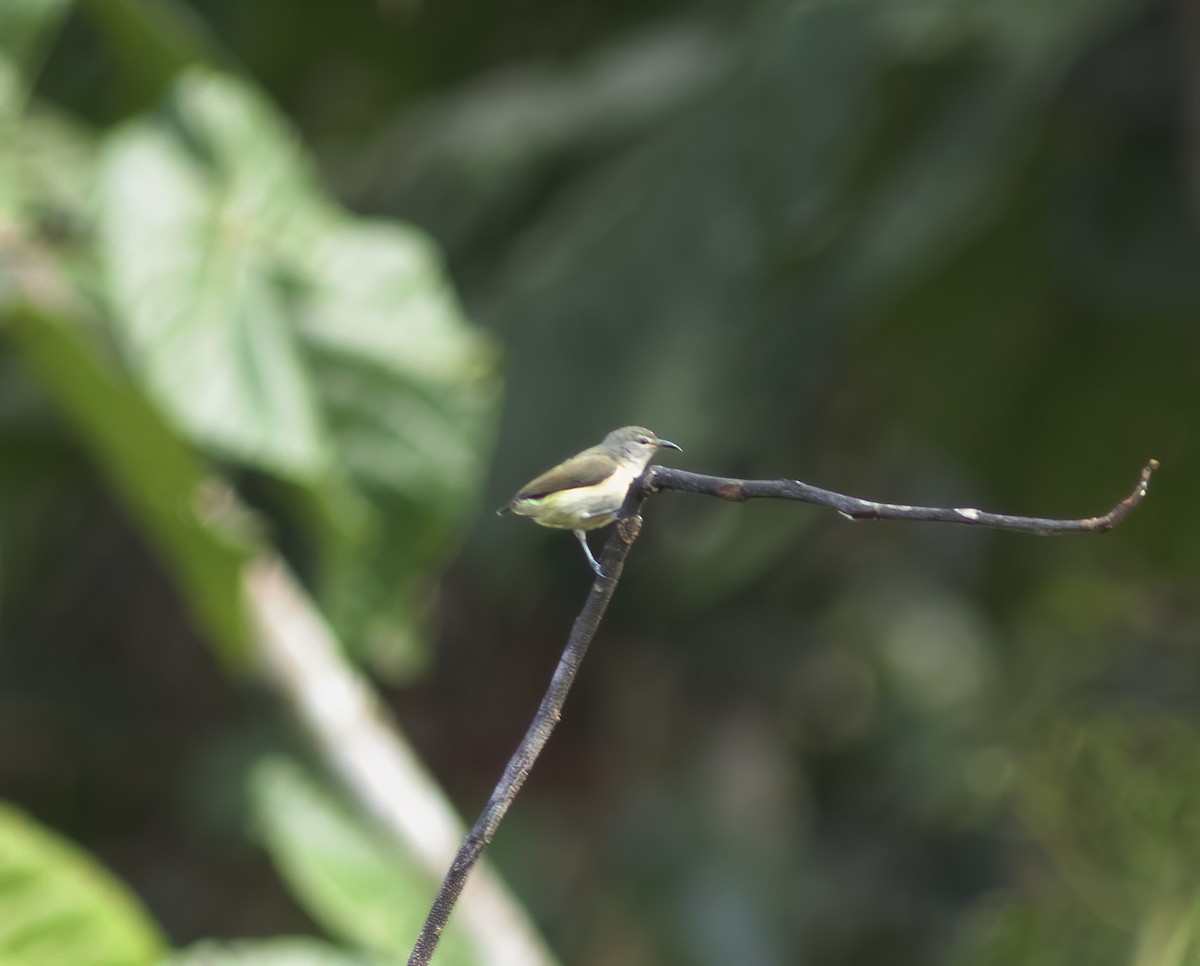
[499,426,681,576]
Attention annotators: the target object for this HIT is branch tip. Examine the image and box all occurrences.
[1130,458,1158,501]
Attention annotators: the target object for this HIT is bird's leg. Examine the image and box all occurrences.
[573,529,605,578]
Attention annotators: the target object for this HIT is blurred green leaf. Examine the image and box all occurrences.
[96,66,500,671]
[97,68,331,477]
[1131,899,1200,966]
[0,800,166,966]
[293,217,500,670]
[248,758,473,965]
[164,937,385,966]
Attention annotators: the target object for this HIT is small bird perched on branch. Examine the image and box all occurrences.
[499,426,682,576]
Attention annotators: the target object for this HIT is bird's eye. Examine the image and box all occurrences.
[637,436,650,444]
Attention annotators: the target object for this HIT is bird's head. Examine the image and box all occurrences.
[604,426,682,466]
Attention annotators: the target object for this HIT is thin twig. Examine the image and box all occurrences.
[408,458,1157,964]
[407,485,650,966]
[647,460,1159,533]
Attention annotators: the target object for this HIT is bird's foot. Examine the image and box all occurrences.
[574,530,607,579]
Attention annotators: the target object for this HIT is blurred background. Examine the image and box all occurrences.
[2,0,1199,963]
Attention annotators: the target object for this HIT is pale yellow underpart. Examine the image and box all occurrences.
[509,463,641,530]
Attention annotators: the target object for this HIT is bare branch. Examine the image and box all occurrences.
[647,460,1158,535]
[407,487,650,966]
[408,457,1157,964]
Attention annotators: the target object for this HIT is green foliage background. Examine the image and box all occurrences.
[2,0,1199,963]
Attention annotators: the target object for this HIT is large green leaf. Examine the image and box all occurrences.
[248,758,473,965]
[96,67,501,671]
[0,801,166,966]
[292,218,500,669]
[97,70,331,477]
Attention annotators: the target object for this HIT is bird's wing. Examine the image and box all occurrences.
[511,449,617,502]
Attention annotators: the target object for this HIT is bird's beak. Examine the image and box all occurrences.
[658,439,682,452]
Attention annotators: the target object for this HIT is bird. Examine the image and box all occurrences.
[498,426,682,577]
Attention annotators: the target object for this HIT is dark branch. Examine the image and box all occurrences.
[408,457,1157,964]
[406,484,650,966]
[647,460,1159,535]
